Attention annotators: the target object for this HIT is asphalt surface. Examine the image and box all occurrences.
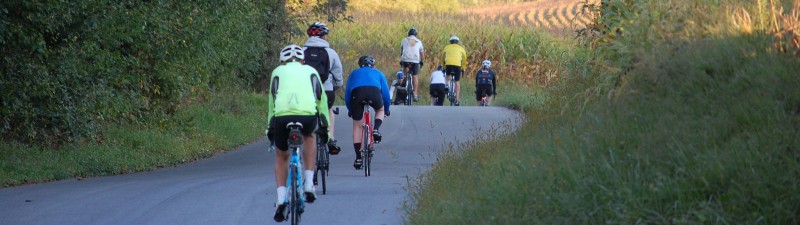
[0,105,522,225]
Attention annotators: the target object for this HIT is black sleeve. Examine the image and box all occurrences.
[311,74,322,101]
[271,77,280,98]
[492,70,498,92]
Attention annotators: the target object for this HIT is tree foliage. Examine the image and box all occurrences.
[0,0,287,147]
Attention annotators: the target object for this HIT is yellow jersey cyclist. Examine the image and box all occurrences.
[266,45,331,222]
[441,36,467,106]
[345,55,391,169]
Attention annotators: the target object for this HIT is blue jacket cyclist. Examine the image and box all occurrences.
[344,55,391,169]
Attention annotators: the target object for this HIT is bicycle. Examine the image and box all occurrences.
[357,100,375,177]
[446,75,456,106]
[313,108,338,195]
[402,63,416,105]
[279,122,307,225]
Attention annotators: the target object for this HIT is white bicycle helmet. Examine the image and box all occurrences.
[449,36,460,43]
[482,60,491,68]
[279,44,304,62]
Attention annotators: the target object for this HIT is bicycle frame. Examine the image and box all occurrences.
[285,124,306,225]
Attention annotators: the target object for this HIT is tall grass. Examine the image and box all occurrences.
[406,0,800,224]
[292,11,586,108]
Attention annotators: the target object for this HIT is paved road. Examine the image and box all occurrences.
[0,106,521,225]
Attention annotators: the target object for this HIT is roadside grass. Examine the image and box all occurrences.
[0,92,268,186]
[406,0,800,224]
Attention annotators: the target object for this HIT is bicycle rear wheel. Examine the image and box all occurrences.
[366,144,372,176]
[289,165,300,225]
[361,124,371,177]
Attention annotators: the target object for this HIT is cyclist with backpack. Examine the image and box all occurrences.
[429,65,446,106]
[303,22,344,155]
[266,45,330,221]
[475,60,497,106]
[345,55,391,169]
[441,36,467,106]
[400,28,424,102]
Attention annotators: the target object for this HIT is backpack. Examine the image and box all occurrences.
[477,69,493,85]
[304,47,331,82]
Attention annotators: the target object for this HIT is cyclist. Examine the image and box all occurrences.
[475,60,497,106]
[400,28,424,101]
[391,71,409,105]
[440,36,467,106]
[429,65,446,106]
[303,22,344,155]
[345,55,391,169]
[266,45,330,222]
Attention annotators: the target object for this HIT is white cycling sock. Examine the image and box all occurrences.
[276,186,287,205]
[304,170,315,192]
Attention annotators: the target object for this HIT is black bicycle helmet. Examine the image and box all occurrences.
[408,28,418,36]
[307,22,329,37]
[358,55,376,68]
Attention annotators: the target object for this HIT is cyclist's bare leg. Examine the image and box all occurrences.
[328,108,335,139]
[413,75,419,96]
[375,109,385,121]
[488,95,493,106]
[352,119,363,144]
[455,81,461,102]
[302,135,316,172]
[274,148,290,187]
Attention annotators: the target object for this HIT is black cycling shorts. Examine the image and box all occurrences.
[271,115,317,151]
[349,86,383,121]
[445,65,462,81]
[429,83,446,106]
[325,90,335,109]
[400,61,420,76]
[475,84,493,101]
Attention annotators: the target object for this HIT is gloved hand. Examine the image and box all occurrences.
[419,61,424,66]
[385,110,391,117]
[347,111,352,118]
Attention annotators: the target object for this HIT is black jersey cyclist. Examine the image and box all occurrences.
[475,60,498,106]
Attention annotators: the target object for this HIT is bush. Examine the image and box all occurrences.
[0,0,286,146]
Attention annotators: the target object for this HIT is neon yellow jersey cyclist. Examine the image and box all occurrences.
[267,44,330,222]
[267,62,331,125]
